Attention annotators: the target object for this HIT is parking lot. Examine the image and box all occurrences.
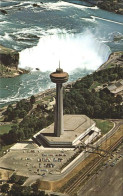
[0,147,75,178]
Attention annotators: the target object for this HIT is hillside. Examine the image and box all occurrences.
[98,51,123,70]
[63,52,123,119]
[64,66,123,119]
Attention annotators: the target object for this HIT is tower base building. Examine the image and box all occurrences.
[33,115,100,148]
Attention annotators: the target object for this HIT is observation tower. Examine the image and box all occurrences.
[50,67,69,137]
[33,67,100,148]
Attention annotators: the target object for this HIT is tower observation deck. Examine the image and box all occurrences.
[50,68,69,137]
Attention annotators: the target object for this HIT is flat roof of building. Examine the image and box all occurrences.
[40,115,95,143]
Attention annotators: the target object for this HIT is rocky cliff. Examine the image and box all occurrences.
[97,0,123,14]
[0,45,19,68]
[83,0,123,14]
[0,45,28,78]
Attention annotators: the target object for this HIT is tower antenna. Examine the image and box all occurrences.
[59,60,60,69]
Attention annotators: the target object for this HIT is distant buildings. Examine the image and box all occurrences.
[107,79,123,97]
[95,79,123,98]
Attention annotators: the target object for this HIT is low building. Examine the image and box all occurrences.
[33,115,101,148]
[107,79,123,97]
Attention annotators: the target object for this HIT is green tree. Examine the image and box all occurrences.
[1,183,9,193]
[30,95,35,104]
[19,110,27,118]
[7,104,13,113]
[38,191,46,196]
[86,105,94,117]
[14,109,20,118]
[21,186,32,196]
[10,184,23,196]
[115,94,122,104]
[31,179,40,193]
[17,129,25,141]
[11,124,19,132]
[93,104,102,117]
[9,130,18,143]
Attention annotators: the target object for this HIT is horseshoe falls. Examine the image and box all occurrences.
[19,31,110,72]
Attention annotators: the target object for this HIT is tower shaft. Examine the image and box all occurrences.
[54,83,63,136]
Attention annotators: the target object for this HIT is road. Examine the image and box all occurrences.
[78,143,123,196]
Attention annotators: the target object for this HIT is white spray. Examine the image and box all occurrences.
[19,30,111,72]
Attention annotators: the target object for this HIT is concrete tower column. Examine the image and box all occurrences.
[50,68,69,137]
[54,83,63,136]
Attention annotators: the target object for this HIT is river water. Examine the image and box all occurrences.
[0,0,123,107]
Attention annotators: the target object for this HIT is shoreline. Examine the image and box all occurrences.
[0,68,29,79]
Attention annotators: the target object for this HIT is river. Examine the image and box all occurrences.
[0,0,123,107]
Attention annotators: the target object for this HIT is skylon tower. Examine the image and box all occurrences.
[50,67,69,137]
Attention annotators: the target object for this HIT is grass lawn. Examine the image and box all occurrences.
[0,124,12,135]
[0,144,13,157]
[94,119,114,135]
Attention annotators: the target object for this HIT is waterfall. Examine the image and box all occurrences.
[18,30,111,73]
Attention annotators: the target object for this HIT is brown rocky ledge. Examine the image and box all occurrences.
[0,45,29,78]
[82,0,123,15]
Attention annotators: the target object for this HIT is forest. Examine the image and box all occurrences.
[0,179,56,196]
[64,66,123,119]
